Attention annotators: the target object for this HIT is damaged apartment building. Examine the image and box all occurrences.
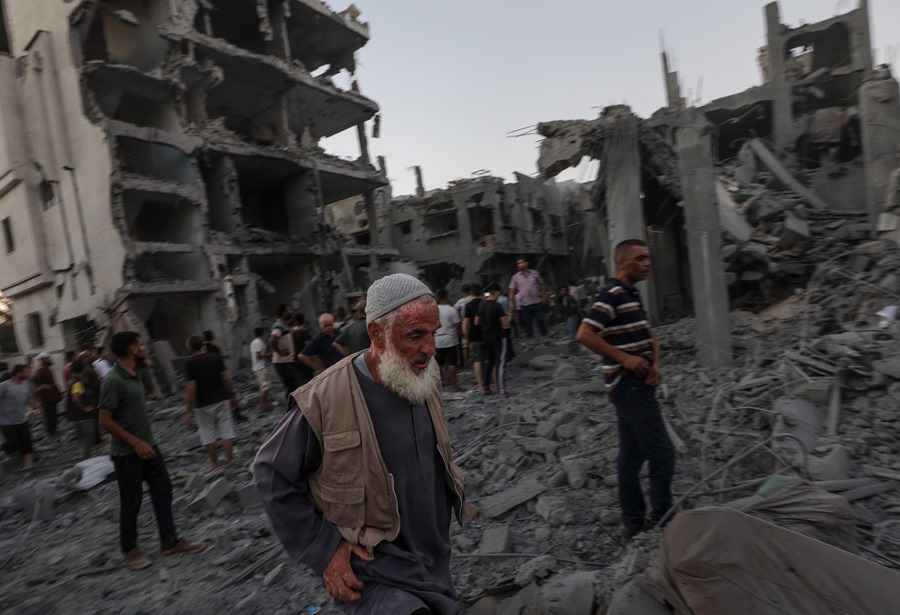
[331,172,596,294]
[538,0,900,370]
[0,0,388,387]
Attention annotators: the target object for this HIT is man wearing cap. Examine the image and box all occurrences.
[255,273,470,614]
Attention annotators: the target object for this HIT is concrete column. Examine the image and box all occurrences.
[765,2,792,149]
[604,112,655,316]
[860,72,900,231]
[676,111,733,368]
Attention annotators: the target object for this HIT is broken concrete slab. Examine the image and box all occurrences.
[479,479,548,519]
[478,525,511,554]
[535,495,574,527]
[538,571,596,615]
[561,457,589,489]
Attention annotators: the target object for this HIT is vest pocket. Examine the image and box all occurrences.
[318,481,365,527]
[323,429,361,451]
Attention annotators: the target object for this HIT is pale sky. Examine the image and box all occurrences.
[322,0,900,196]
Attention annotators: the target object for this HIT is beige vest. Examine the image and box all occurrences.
[292,351,469,549]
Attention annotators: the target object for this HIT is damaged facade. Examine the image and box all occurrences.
[331,173,597,293]
[537,0,900,370]
[0,0,387,387]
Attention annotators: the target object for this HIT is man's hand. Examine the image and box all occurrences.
[620,354,650,378]
[645,364,662,387]
[133,440,157,460]
[322,540,374,602]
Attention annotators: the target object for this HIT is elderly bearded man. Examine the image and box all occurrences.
[254,274,471,614]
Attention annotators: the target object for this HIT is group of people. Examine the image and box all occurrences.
[252,242,675,613]
[0,346,115,469]
[252,300,372,411]
[3,241,676,611]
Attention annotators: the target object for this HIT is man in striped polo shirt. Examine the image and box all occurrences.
[576,239,675,538]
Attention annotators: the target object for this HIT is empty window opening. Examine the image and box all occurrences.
[116,137,194,183]
[204,65,286,147]
[352,231,370,246]
[0,295,19,354]
[398,221,411,235]
[2,217,13,252]
[40,180,56,210]
[234,162,291,234]
[61,315,97,353]
[424,207,459,240]
[207,0,267,55]
[123,193,201,243]
[704,101,774,162]
[132,252,209,283]
[201,156,238,234]
[94,88,179,131]
[468,206,495,242]
[0,2,11,54]
[81,0,171,72]
[27,312,44,348]
[141,293,214,352]
[530,210,545,232]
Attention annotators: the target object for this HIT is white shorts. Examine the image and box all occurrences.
[254,368,270,393]
[195,401,235,446]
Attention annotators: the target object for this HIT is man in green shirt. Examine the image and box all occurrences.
[99,331,204,571]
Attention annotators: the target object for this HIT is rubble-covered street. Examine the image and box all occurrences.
[2,0,900,613]
[3,225,900,613]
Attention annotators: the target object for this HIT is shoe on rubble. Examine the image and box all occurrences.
[123,548,152,571]
[162,538,205,557]
[618,518,653,539]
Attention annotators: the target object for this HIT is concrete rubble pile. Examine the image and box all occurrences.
[1,224,900,613]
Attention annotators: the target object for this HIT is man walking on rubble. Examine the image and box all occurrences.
[99,331,204,570]
[509,258,550,348]
[31,352,62,438]
[184,335,239,473]
[254,273,470,614]
[270,304,300,400]
[298,313,344,376]
[576,239,675,538]
[250,327,273,412]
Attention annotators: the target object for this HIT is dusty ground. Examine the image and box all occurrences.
[2,246,900,615]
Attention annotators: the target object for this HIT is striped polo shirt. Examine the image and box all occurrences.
[582,278,654,391]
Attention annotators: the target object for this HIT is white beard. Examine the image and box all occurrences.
[378,341,440,404]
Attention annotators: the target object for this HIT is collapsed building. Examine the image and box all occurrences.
[0,0,389,387]
[331,172,599,293]
[537,0,900,370]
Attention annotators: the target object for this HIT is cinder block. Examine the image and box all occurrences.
[235,483,262,510]
[201,478,234,510]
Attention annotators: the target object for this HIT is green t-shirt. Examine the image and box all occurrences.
[98,364,155,457]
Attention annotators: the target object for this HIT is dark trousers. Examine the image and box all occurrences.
[608,372,675,524]
[42,400,59,435]
[113,446,178,553]
[481,337,508,394]
[273,362,300,394]
[519,303,548,338]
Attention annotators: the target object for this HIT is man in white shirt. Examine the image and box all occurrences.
[93,346,113,379]
[251,327,272,412]
[435,289,462,392]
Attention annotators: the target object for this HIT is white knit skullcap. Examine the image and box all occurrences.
[365,274,433,323]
